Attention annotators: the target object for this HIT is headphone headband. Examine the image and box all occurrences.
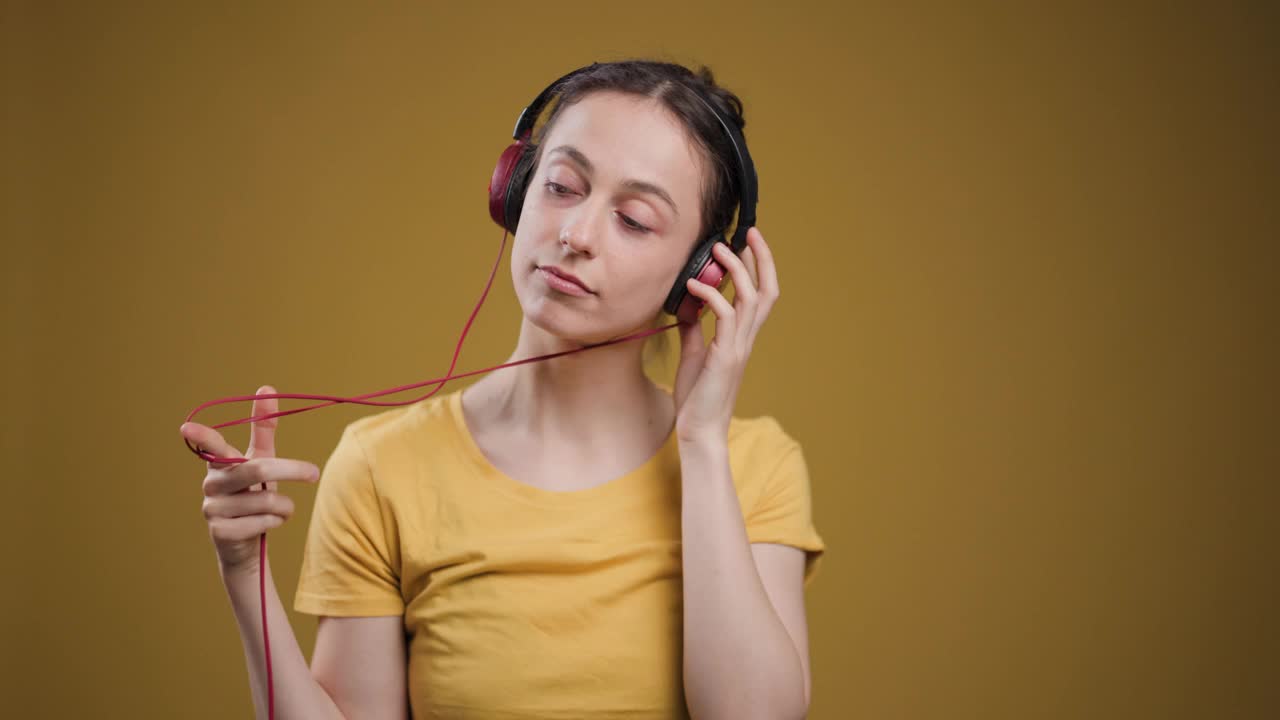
[511,63,600,141]
[683,89,758,253]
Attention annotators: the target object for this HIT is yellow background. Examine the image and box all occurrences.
[3,1,1276,718]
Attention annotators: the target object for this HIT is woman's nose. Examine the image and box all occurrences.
[559,213,600,257]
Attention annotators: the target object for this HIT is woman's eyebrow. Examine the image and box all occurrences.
[547,144,680,218]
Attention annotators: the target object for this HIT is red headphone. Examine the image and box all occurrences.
[487,62,760,325]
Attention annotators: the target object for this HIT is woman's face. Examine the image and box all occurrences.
[510,90,706,345]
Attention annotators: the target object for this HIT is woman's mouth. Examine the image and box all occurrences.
[537,266,594,296]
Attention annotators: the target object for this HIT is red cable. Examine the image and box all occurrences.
[184,227,684,719]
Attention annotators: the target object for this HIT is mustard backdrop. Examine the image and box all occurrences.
[3,2,1276,718]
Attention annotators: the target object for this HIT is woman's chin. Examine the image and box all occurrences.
[524,311,609,345]
[522,301,639,348]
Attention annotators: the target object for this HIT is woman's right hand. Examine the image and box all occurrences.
[180,385,320,576]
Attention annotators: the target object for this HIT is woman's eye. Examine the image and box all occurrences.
[616,212,651,234]
[542,181,649,233]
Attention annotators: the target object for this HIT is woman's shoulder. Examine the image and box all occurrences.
[339,388,460,458]
[724,411,805,493]
[728,412,801,454]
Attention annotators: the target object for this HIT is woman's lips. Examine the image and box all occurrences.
[537,266,593,296]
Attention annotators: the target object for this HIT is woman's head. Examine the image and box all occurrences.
[506,60,747,352]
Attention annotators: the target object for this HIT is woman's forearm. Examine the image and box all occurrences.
[220,557,346,720]
[678,438,807,720]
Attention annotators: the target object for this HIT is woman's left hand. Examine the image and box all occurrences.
[672,227,780,443]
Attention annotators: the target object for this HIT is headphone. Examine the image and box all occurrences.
[487,62,760,325]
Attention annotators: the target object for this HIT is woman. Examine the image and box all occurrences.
[187,59,825,720]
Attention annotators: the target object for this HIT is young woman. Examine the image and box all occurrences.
[186,59,825,720]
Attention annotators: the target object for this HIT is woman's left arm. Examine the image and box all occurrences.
[679,441,811,720]
[673,228,811,720]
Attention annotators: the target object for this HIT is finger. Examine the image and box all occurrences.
[204,457,320,497]
[180,422,244,470]
[208,514,284,543]
[203,489,295,522]
[713,242,758,304]
[711,242,758,348]
[677,314,707,367]
[248,385,279,460]
[744,228,778,343]
[216,457,319,496]
[674,318,707,401]
[740,244,760,289]
[747,227,779,301]
[685,276,736,353]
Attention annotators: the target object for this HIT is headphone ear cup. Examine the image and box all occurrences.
[488,140,527,231]
[664,235,729,325]
[504,144,538,234]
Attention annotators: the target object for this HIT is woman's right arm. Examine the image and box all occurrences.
[184,384,407,720]
[312,614,408,719]
[221,558,408,720]
[221,558,346,719]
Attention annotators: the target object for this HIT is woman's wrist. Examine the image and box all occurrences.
[677,432,729,462]
[219,555,265,586]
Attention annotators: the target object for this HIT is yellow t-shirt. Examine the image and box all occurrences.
[293,386,825,719]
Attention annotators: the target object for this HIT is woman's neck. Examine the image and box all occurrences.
[462,316,674,448]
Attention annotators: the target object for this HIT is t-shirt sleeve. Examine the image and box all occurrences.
[293,424,405,617]
[745,436,827,588]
